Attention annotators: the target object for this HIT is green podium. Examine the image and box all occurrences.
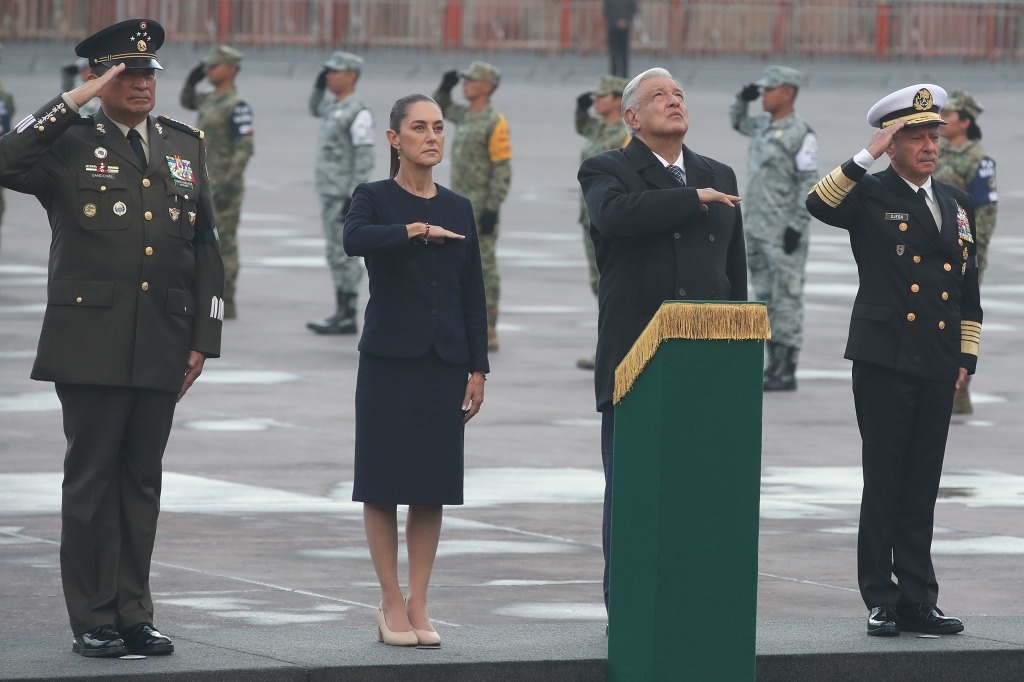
[607,301,769,681]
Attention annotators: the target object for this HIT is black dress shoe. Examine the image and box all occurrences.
[897,603,964,635]
[121,622,174,655]
[72,624,128,657]
[867,605,900,636]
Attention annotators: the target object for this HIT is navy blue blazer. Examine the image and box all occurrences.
[579,138,748,410]
[807,161,982,381]
[343,179,489,373]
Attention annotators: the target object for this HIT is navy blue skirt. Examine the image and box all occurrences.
[352,350,467,505]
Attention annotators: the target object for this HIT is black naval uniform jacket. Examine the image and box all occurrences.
[806,161,982,380]
[0,95,224,392]
[579,138,748,411]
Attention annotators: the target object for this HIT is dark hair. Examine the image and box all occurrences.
[388,93,438,178]
[960,112,982,141]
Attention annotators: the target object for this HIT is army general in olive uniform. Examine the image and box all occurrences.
[806,84,979,638]
[731,65,818,391]
[434,61,512,350]
[0,19,224,658]
[180,44,253,319]
[936,90,996,414]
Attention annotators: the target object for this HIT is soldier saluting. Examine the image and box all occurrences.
[0,19,223,657]
[806,84,980,638]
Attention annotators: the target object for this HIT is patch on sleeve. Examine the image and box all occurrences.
[350,108,374,146]
[794,132,818,173]
[230,102,254,139]
[968,157,997,206]
[488,114,512,162]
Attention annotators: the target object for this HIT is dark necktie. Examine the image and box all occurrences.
[917,187,940,231]
[127,128,147,168]
[666,164,685,186]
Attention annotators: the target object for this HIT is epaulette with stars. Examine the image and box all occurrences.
[157,115,205,140]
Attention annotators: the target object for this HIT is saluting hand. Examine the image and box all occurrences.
[178,350,207,402]
[867,119,905,159]
[73,62,125,107]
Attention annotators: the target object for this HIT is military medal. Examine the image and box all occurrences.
[188,211,196,225]
[83,203,97,217]
[165,155,195,187]
[169,207,180,221]
[896,245,905,256]
[94,147,108,159]
[113,201,127,216]
[955,203,974,243]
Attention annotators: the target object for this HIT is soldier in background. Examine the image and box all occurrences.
[730,65,818,391]
[434,61,512,351]
[0,46,14,255]
[936,90,996,415]
[574,74,629,370]
[180,45,254,319]
[305,51,374,336]
[60,57,100,116]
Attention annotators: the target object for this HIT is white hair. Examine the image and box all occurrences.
[621,68,683,132]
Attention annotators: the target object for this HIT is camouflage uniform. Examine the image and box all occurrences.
[0,82,13,253]
[730,68,818,369]
[433,63,512,333]
[310,86,373,294]
[935,142,996,280]
[180,47,254,318]
[576,77,630,297]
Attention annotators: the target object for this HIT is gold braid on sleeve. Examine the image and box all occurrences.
[961,320,981,357]
[809,166,857,208]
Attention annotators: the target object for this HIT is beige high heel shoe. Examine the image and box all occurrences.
[405,598,441,647]
[376,604,418,647]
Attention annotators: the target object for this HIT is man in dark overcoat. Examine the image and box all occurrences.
[806,83,981,637]
[578,67,748,607]
[0,19,224,657]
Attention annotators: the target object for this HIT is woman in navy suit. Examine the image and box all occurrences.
[343,93,488,647]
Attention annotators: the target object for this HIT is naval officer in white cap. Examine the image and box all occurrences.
[806,84,982,638]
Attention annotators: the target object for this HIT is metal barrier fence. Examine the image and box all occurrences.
[1,0,1021,60]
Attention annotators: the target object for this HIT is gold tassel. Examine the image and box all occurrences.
[613,302,771,404]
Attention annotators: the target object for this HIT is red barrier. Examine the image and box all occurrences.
[444,0,464,49]
[875,1,890,58]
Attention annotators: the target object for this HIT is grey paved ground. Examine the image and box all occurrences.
[2,46,1024,678]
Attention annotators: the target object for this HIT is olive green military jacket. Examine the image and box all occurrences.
[0,95,224,391]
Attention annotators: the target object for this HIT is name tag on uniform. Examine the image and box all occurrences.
[885,213,909,221]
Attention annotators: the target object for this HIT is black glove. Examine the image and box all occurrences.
[576,92,593,112]
[314,68,328,90]
[341,198,352,218]
[439,70,460,93]
[739,83,760,102]
[478,209,498,236]
[783,227,802,254]
[186,62,206,87]
[61,63,80,77]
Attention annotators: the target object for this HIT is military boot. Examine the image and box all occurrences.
[763,341,783,384]
[764,344,798,392]
[487,307,499,351]
[952,376,973,415]
[307,289,358,335]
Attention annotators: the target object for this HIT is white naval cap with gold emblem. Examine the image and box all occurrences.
[867,83,947,129]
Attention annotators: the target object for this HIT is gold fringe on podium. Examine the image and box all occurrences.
[614,302,771,404]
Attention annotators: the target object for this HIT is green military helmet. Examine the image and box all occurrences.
[323,51,363,72]
[755,65,802,89]
[205,45,243,67]
[460,61,501,87]
[591,74,629,97]
[943,90,983,119]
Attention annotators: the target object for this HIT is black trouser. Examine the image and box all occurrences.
[851,362,954,609]
[55,384,177,635]
[607,27,630,78]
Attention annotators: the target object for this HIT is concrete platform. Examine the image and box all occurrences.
[2,44,1024,680]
